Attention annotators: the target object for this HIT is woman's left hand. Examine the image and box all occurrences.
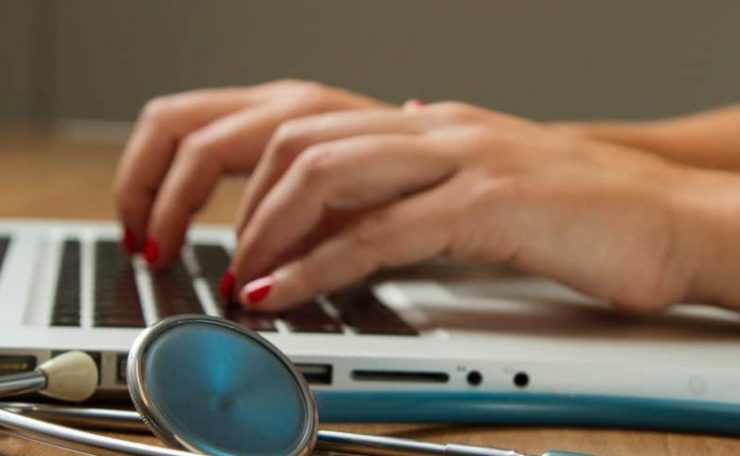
[230,102,713,313]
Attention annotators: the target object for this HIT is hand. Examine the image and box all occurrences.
[113,80,387,264]
[231,101,716,313]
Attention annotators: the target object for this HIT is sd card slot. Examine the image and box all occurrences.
[351,370,449,383]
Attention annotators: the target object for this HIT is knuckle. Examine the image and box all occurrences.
[294,145,338,184]
[350,213,390,248]
[456,127,515,162]
[273,78,311,90]
[432,101,482,122]
[286,81,332,108]
[269,121,311,161]
[139,96,176,126]
[463,126,500,148]
[178,131,213,159]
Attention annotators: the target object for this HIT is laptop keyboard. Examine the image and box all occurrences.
[51,241,81,326]
[282,300,344,333]
[224,305,278,332]
[330,286,418,335]
[94,241,146,328]
[50,239,417,336]
[191,243,231,307]
[150,260,203,318]
[0,237,9,279]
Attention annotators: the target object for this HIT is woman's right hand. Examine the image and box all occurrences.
[113,79,388,265]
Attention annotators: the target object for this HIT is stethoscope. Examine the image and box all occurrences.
[0,315,588,455]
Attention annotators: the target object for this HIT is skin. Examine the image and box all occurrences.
[552,103,740,171]
[113,79,740,313]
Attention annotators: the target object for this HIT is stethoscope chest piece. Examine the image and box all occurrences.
[127,315,317,456]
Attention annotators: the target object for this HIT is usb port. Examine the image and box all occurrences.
[0,355,36,375]
[295,363,332,385]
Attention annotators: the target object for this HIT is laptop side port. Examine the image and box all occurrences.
[295,363,332,385]
[351,370,449,383]
[116,353,128,384]
[52,351,101,385]
[0,355,37,375]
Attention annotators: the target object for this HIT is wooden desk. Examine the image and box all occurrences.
[1,128,738,455]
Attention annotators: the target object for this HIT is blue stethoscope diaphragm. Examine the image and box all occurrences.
[127,315,317,456]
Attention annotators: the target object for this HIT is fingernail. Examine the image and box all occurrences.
[240,276,273,306]
[403,98,425,111]
[218,270,236,301]
[121,227,136,254]
[143,237,159,266]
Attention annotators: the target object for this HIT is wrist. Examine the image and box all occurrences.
[664,166,740,309]
[550,120,665,152]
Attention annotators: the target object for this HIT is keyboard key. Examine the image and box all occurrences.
[151,261,204,318]
[282,300,343,333]
[224,305,277,332]
[192,244,232,307]
[0,236,8,276]
[328,285,418,336]
[192,244,231,277]
[94,241,145,328]
[52,241,81,327]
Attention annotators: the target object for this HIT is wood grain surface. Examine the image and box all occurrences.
[1,128,738,455]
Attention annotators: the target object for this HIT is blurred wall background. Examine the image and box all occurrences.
[2,0,740,126]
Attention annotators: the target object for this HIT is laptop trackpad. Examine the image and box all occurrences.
[386,274,740,342]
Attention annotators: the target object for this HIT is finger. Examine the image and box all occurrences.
[230,134,456,285]
[233,107,446,234]
[143,103,297,265]
[238,181,458,311]
[114,88,261,250]
[144,95,387,267]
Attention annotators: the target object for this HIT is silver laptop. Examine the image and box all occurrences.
[2,218,740,426]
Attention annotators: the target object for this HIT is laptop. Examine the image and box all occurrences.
[2,218,740,430]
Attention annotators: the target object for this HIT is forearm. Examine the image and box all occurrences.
[552,103,740,171]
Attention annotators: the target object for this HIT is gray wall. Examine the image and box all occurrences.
[0,0,35,121]
[3,0,740,123]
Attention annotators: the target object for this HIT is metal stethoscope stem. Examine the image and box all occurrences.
[0,402,530,456]
[0,372,46,398]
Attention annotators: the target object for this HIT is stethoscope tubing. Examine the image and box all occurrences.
[0,406,191,456]
[0,402,533,456]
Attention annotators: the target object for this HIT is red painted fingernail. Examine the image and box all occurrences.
[218,270,236,301]
[121,227,136,254]
[404,98,426,111]
[143,237,159,266]
[241,276,273,306]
